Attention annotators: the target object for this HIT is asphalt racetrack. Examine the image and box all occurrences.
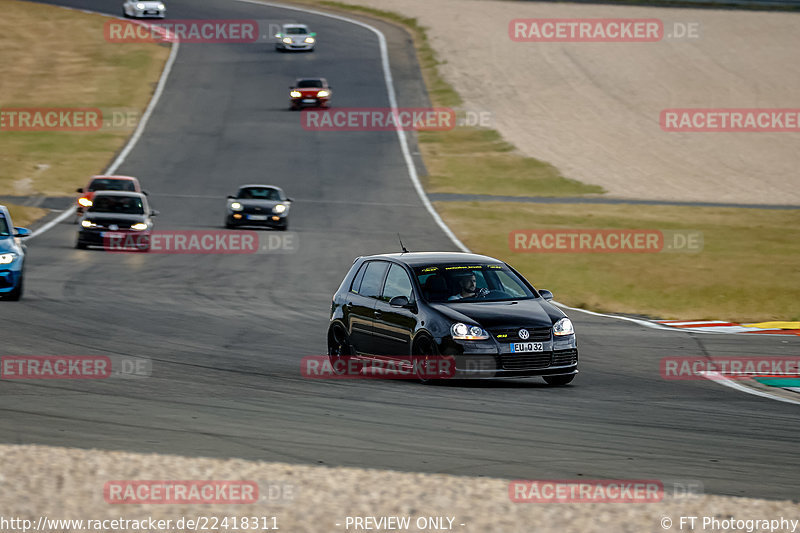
[2,0,799,501]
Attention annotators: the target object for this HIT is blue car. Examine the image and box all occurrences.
[0,206,31,301]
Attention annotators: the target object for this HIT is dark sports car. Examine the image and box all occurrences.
[225,185,291,230]
[76,191,157,250]
[327,252,578,384]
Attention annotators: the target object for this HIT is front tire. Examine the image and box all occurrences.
[412,335,441,383]
[5,275,23,301]
[543,374,575,386]
[75,239,87,250]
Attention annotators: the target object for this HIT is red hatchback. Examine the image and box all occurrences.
[289,78,331,110]
[76,175,144,216]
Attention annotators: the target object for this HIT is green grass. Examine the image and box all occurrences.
[437,201,800,321]
[420,128,605,197]
[5,204,48,228]
[0,0,169,202]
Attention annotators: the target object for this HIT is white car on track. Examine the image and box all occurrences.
[275,24,316,52]
[122,0,166,18]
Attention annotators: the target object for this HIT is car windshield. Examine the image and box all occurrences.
[0,215,9,236]
[238,187,281,200]
[88,179,136,192]
[285,27,308,34]
[415,263,537,303]
[88,195,145,214]
[297,80,323,88]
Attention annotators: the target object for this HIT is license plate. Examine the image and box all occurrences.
[302,99,316,103]
[248,215,268,221]
[101,232,126,239]
[510,342,544,353]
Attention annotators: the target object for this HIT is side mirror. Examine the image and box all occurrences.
[14,227,31,238]
[539,289,554,301]
[286,197,293,202]
[142,190,149,196]
[227,195,236,200]
[310,32,316,36]
[76,187,83,193]
[389,295,412,308]
[150,210,159,217]
[274,33,281,38]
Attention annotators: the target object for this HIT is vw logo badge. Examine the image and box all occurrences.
[518,329,530,340]
[109,224,119,231]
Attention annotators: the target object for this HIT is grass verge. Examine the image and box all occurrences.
[0,0,169,202]
[315,1,603,197]
[5,204,48,228]
[437,201,800,321]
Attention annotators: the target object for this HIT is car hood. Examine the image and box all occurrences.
[232,199,286,208]
[137,1,163,7]
[429,298,564,329]
[0,235,21,253]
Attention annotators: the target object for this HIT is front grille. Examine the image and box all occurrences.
[490,327,551,343]
[552,349,578,366]
[243,206,270,215]
[500,352,552,370]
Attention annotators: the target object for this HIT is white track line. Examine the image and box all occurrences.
[235,0,469,252]
[27,11,179,240]
[700,372,800,406]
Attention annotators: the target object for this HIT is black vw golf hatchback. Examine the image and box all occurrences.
[328,252,578,384]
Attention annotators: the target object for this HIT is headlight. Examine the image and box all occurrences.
[304,36,315,43]
[317,90,330,97]
[81,220,97,228]
[230,202,243,211]
[131,222,148,231]
[0,253,18,265]
[451,322,489,341]
[282,37,292,44]
[553,318,574,336]
[78,197,92,207]
[290,91,302,98]
[158,3,165,9]
[273,204,287,214]
[136,3,145,9]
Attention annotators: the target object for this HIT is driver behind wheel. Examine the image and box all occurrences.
[448,272,488,300]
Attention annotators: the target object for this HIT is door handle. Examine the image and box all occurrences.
[374,310,382,318]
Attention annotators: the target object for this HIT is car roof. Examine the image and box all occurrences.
[91,191,147,199]
[283,23,308,28]
[237,184,283,191]
[89,175,138,181]
[361,251,505,267]
[295,77,326,83]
